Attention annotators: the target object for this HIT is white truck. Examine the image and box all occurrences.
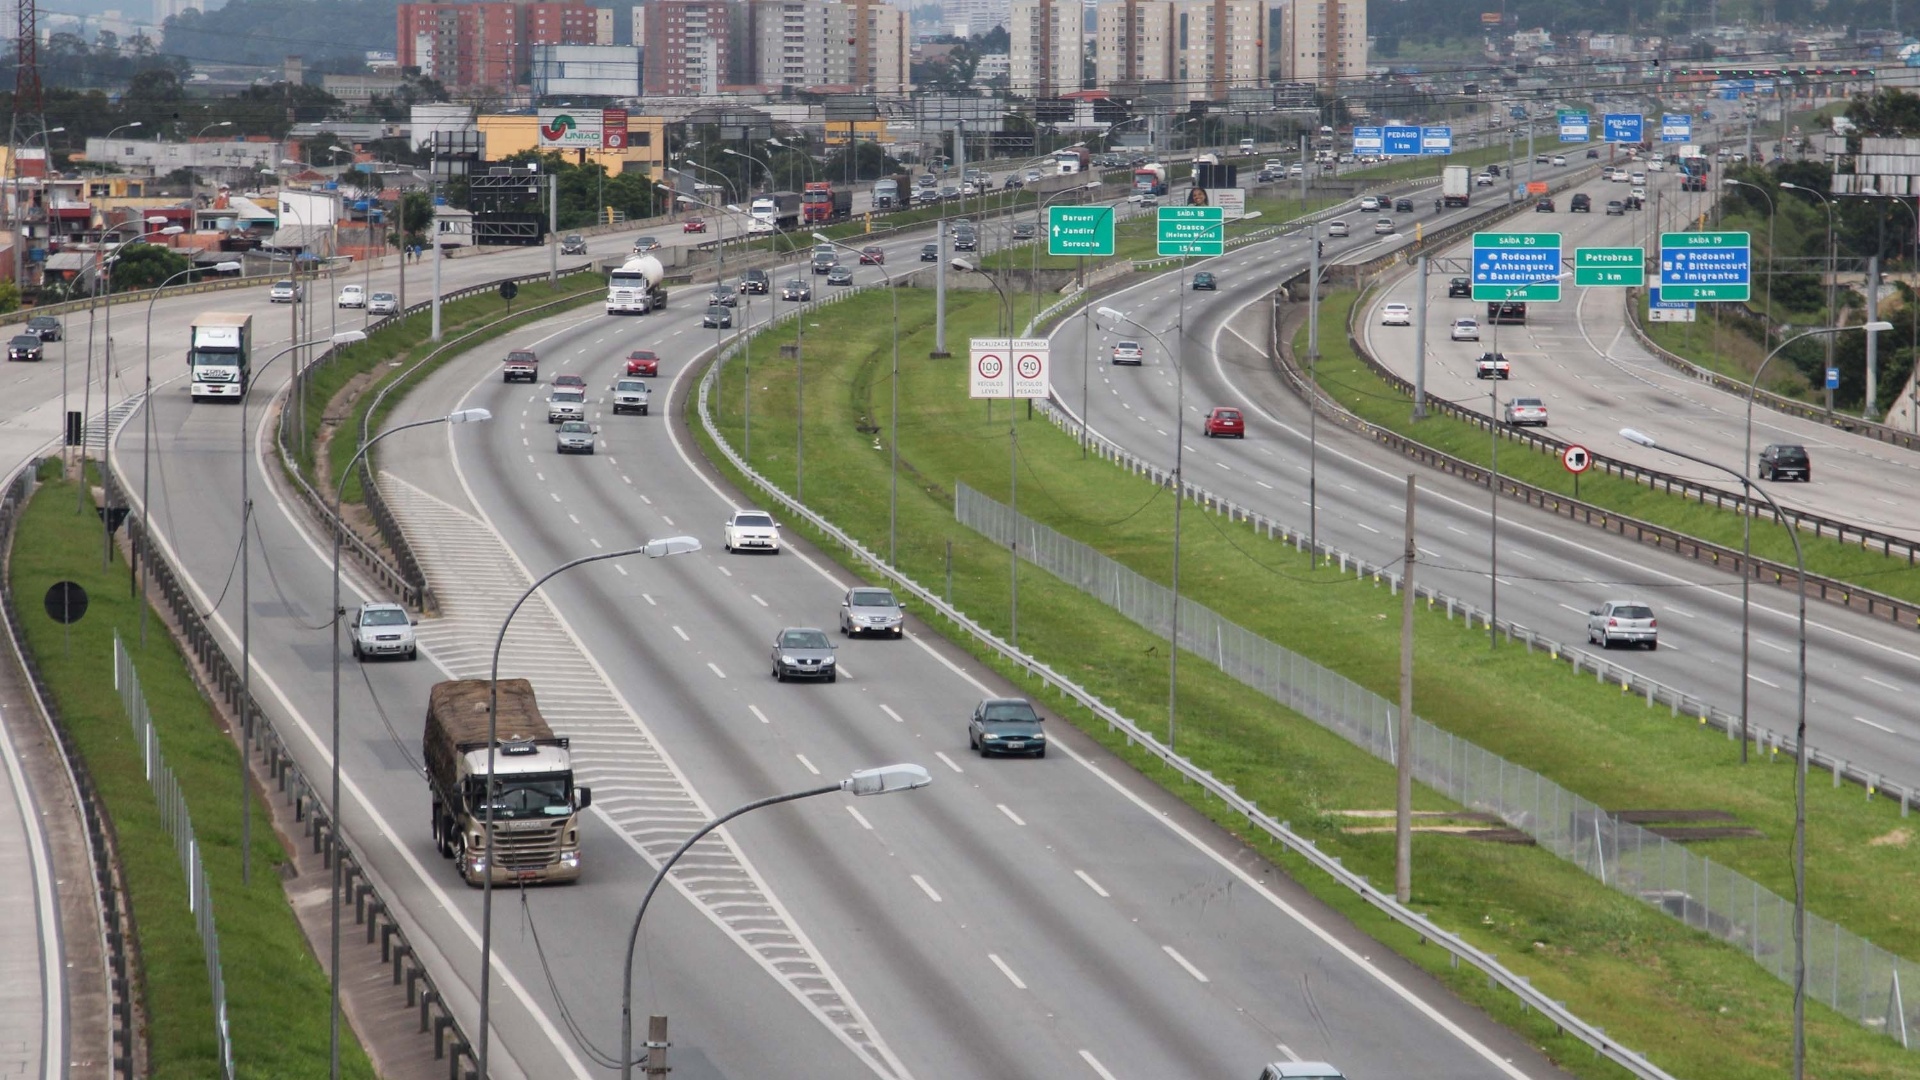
[1441,165,1471,208]
[606,255,667,315]
[188,312,253,402]
[610,377,651,416]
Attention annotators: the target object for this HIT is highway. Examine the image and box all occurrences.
[1357,164,1920,544]
[85,195,1586,1080]
[1042,181,1920,807]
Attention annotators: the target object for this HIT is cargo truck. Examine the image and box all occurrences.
[1441,165,1472,207]
[749,191,802,234]
[872,172,911,210]
[187,312,252,402]
[606,255,667,315]
[1055,147,1091,174]
[1133,163,1168,196]
[801,181,853,224]
[424,678,590,887]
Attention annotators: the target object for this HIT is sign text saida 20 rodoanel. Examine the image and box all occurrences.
[969,338,1051,399]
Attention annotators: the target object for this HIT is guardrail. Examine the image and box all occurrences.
[97,458,483,1079]
[1622,287,1920,454]
[0,458,137,1079]
[0,266,302,331]
[684,276,1686,1080]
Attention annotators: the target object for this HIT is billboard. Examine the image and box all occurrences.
[537,109,604,149]
[602,109,628,150]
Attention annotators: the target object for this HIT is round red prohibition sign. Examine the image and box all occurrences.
[976,353,1004,380]
[1562,444,1592,474]
[1015,353,1043,379]
[606,132,626,148]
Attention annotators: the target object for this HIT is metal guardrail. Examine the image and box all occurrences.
[1622,287,1920,454]
[686,287,1684,1080]
[0,458,138,1079]
[97,459,483,1080]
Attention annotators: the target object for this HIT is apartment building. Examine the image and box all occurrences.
[1278,0,1365,88]
[1093,0,1270,103]
[641,0,736,95]
[1009,0,1083,97]
[734,0,909,92]
[396,2,598,89]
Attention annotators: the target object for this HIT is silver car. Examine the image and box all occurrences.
[555,421,597,454]
[1587,600,1657,650]
[350,602,417,661]
[269,279,303,303]
[770,627,837,682]
[839,587,904,638]
[547,387,586,424]
[368,291,398,315]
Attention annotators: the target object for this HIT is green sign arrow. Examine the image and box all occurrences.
[1157,205,1225,257]
[1048,206,1116,257]
[1574,246,1645,287]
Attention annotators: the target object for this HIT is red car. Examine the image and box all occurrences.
[1202,406,1245,438]
[859,246,885,265]
[682,217,708,233]
[625,350,660,377]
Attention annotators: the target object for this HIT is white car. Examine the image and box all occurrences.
[1380,303,1412,326]
[338,284,365,308]
[1611,169,1631,183]
[1630,186,1647,201]
[1327,220,1350,237]
[1588,600,1658,650]
[269,279,302,303]
[1647,159,1666,171]
[1551,155,1567,166]
[1111,340,1145,366]
[547,388,586,424]
[1374,217,1396,234]
[1450,318,1480,342]
[1475,352,1512,379]
[1504,396,1548,425]
[1630,172,1647,184]
[1359,195,1382,212]
[1475,173,1496,186]
[349,602,417,661]
[723,509,781,554]
[368,291,398,315]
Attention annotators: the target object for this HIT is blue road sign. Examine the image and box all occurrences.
[1660,114,1692,142]
[1420,126,1453,154]
[1827,367,1841,389]
[1603,113,1644,143]
[1472,231,1563,301]
[1659,231,1752,301]
[1352,126,1383,152]
[1383,125,1421,155]
[1559,111,1591,142]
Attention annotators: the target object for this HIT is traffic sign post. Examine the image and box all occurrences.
[1471,232,1563,302]
[1603,114,1644,143]
[1562,443,1592,497]
[1574,247,1645,287]
[1659,231,1751,301]
[1648,283,1697,322]
[1048,206,1115,257]
[1559,111,1591,142]
[1660,113,1693,142]
[1157,206,1225,257]
[969,338,1050,398]
[1383,125,1421,155]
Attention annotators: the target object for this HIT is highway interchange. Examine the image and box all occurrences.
[10,152,1915,1078]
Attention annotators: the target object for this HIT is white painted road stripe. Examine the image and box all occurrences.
[1075,870,1110,898]
[911,874,942,902]
[749,705,772,725]
[845,805,873,831]
[1079,1050,1120,1080]
[796,753,820,776]
[988,953,1027,990]
[934,751,963,773]
[997,804,1026,826]
[880,704,906,723]
[1162,945,1209,982]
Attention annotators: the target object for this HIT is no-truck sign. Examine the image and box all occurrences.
[970,338,1050,398]
[1562,444,1593,474]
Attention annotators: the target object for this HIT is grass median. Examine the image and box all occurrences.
[8,461,375,1079]
[694,284,1920,1080]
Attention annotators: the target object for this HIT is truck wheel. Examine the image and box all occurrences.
[453,834,477,887]
[640,406,648,416]
[433,810,452,857]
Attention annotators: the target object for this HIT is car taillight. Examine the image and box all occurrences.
[1607,618,1618,627]
[1648,619,1657,628]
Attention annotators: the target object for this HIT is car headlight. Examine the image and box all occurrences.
[781,654,798,664]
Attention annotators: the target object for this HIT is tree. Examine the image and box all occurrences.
[390,190,435,252]
[107,245,191,292]
[0,281,19,316]
[1844,88,1920,140]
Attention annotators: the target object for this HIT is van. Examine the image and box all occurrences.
[1238,138,1257,154]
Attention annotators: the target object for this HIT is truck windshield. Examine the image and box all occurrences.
[469,774,571,818]
[190,348,240,367]
[609,272,649,287]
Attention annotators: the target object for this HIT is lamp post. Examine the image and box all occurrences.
[618,764,930,1080]
[1486,271,1568,642]
[1721,177,1776,355]
[88,220,182,539]
[1620,425,1809,1080]
[328,409,490,1080]
[1836,188,1917,423]
[816,231,901,566]
[1779,182,1840,416]
[721,147,777,200]
[677,159,738,207]
[474,537,703,1080]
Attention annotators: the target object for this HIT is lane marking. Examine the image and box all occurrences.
[614,565,628,576]
[1079,1050,1121,1080]
[796,753,821,776]
[1162,945,1210,983]
[707,662,727,680]
[910,874,942,902]
[988,953,1028,990]
[880,704,906,724]
[934,751,964,773]
[672,626,690,641]
[1075,870,1110,898]
[1856,716,1896,734]
[1863,675,1902,693]
[751,594,769,607]
[749,705,772,725]
[1748,673,1781,689]
[997,803,1027,826]
[846,805,874,831]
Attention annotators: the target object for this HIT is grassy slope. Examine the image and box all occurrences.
[696,286,1919,1080]
[9,465,375,1080]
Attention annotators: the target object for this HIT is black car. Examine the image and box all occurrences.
[740,269,770,294]
[1191,271,1217,291]
[967,697,1047,757]
[1002,175,1024,189]
[1624,195,1645,210]
[1570,193,1591,212]
[811,255,837,275]
[1011,222,1037,239]
[708,285,738,307]
[920,243,939,262]
[560,234,587,255]
[952,231,977,252]
[702,305,733,329]
[25,315,61,341]
[1758,443,1811,481]
[1586,148,1600,159]
[1535,197,1555,213]
[1394,197,1414,213]
[7,333,44,362]
[826,266,855,286]
[1447,276,1472,299]
[781,279,811,302]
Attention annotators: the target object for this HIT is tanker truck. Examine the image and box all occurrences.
[606,254,668,315]
[424,678,590,886]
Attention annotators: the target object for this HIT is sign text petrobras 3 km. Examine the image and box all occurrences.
[1658,231,1752,301]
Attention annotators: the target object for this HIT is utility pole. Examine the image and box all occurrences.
[644,1015,670,1078]
[1396,475,1417,904]
[1412,255,1428,419]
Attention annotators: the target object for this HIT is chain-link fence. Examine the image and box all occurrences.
[113,633,234,1079]
[956,481,1919,1049]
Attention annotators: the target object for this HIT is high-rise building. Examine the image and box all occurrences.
[1093,0,1270,103]
[641,0,735,95]
[1096,0,1174,86]
[1279,0,1365,89]
[944,0,1011,37]
[1009,0,1082,97]
[740,0,908,92]
[397,2,599,89]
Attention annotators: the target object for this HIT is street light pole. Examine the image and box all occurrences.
[1620,426,1808,1080]
[327,409,490,1080]
[1780,182,1839,415]
[617,764,930,1080]
[476,537,702,1080]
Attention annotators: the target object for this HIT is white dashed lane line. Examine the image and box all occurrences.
[997,804,1026,826]
[846,805,874,830]
[1162,945,1210,982]
[910,874,942,902]
[749,705,772,724]
[1075,870,1110,898]
[880,704,906,723]
[988,954,1028,990]
[672,626,690,641]
[934,751,964,773]
[707,662,727,680]
[796,753,820,775]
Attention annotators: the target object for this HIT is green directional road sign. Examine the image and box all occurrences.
[1048,206,1115,257]
[1470,231,1563,302]
[1574,246,1645,287]
[1157,205,1225,257]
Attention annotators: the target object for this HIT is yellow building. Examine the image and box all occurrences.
[823,120,894,146]
[474,114,667,174]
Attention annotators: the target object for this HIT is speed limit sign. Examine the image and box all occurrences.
[1562,444,1592,474]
